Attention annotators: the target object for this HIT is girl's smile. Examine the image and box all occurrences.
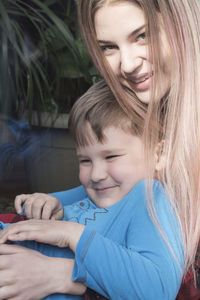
[127,72,153,92]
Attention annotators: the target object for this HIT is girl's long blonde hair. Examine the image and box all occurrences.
[78,0,200,274]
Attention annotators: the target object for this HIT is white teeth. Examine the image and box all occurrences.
[135,75,149,83]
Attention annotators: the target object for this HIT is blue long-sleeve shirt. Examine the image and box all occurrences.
[56,180,183,299]
[0,180,183,299]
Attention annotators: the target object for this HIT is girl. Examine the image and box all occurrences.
[78,0,200,277]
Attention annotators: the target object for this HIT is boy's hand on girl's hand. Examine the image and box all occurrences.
[15,193,64,220]
[0,220,85,251]
[0,220,70,248]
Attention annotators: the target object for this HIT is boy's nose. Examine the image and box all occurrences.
[91,163,107,182]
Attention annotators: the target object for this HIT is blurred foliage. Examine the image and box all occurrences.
[0,0,100,122]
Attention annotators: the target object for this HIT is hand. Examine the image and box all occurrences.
[0,219,85,251]
[15,193,64,220]
[0,244,86,300]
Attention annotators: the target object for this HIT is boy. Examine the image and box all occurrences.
[0,81,182,300]
[15,79,146,219]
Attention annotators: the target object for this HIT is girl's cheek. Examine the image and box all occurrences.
[106,54,120,75]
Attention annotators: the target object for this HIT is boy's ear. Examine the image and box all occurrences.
[155,140,166,171]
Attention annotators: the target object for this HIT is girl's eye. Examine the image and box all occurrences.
[137,32,147,43]
[99,44,117,53]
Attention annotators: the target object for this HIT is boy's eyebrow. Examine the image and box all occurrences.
[97,24,146,44]
[101,148,124,154]
[76,152,89,159]
[77,154,84,158]
[76,148,125,157]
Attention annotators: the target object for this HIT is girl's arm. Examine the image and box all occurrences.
[0,244,86,300]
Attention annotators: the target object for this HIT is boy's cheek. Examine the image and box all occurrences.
[79,168,89,185]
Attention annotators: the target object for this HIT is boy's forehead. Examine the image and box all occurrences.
[76,125,140,151]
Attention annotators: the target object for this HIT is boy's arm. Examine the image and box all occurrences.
[50,185,87,206]
[72,186,183,300]
[15,185,86,220]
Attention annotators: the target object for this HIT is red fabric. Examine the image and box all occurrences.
[176,275,200,300]
[0,214,26,223]
[176,244,200,300]
[176,269,200,300]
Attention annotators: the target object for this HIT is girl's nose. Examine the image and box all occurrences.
[120,48,143,76]
[91,162,107,182]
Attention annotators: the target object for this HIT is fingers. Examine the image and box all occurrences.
[43,204,64,220]
[41,202,57,220]
[0,220,52,245]
[0,285,16,300]
[25,197,41,219]
[15,193,44,218]
[6,231,38,243]
[51,208,64,220]
[23,194,45,219]
[15,193,63,220]
[0,245,51,300]
[14,194,30,214]
[0,221,36,244]
[0,220,72,248]
[0,223,21,244]
[0,243,29,255]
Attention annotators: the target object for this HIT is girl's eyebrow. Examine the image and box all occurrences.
[128,24,146,39]
[97,24,146,44]
[97,40,114,44]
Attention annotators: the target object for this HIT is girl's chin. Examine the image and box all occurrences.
[133,90,151,104]
[121,78,170,104]
[121,81,151,103]
[134,88,168,104]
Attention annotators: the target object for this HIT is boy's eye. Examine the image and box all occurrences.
[79,159,91,164]
[106,155,120,160]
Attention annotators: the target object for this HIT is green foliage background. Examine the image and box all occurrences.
[0,0,99,121]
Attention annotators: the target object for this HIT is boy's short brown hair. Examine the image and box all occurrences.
[68,80,144,147]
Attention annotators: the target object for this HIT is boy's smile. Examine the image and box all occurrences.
[77,125,146,208]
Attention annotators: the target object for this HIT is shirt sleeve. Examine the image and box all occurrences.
[72,183,184,300]
[50,185,87,206]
